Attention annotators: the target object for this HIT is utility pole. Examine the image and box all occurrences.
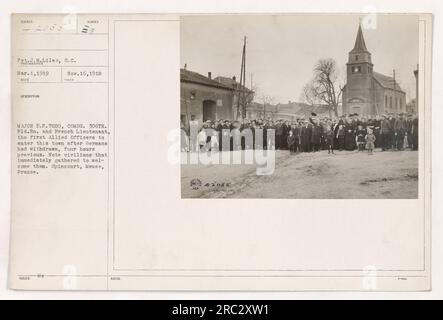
[242,36,247,119]
[236,36,247,120]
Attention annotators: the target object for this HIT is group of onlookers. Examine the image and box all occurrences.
[180,113,419,155]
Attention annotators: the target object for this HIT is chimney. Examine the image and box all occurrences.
[232,75,236,81]
[208,72,212,79]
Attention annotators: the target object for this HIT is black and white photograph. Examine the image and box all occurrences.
[180,14,419,199]
[1,2,436,296]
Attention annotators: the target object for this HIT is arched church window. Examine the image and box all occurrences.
[356,55,359,61]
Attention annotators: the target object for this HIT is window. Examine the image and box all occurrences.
[355,55,359,61]
[352,66,361,73]
[385,95,388,108]
[389,96,392,108]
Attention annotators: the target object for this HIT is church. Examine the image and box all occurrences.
[342,24,406,116]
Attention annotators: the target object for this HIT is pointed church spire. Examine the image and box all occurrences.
[351,23,368,53]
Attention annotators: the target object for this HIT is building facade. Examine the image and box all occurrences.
[342,24,406,116]
[180,69,234,125]
[214,76,254,119]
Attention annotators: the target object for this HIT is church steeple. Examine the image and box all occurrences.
[351,23,368,53]
[348,22,372,65]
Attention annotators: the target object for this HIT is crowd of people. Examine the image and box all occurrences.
[181,112,419,155]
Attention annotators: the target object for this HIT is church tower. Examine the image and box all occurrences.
[344,23,375,116]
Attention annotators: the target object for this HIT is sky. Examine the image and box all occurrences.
[181,14,419,104]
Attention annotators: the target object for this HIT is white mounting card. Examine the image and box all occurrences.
[9,13,432,291]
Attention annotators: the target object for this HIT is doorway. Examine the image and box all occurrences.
[202,100,216,122]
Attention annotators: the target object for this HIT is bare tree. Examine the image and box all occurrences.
[240,82,257,119]
[258,94,276,119]
[301,82,316,107]
[302,58,344,117]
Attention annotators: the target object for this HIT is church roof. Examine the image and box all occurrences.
[372,72,404,92]
[350,24,369,53]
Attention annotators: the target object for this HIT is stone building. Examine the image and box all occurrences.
[214,76,254,119]
[342,24,406,116]
[180,69,234,125]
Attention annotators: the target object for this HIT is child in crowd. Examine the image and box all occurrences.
[365,128,376,155]
[403,132,410,149]
[355,124,367,152]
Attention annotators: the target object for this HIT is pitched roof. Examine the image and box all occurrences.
[213,76,253,93]
[372,71,404,91]
[180,69,233,90]
[350,24,369,53]
[213,76,237,87]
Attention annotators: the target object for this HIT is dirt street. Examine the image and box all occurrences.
[181,150,418,199]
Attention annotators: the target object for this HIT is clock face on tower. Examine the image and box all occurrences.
[352,66,361,73]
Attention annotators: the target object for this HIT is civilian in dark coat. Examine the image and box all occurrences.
[372,116,382,148]
[380,116,393,151]
[394,113,407,150]
[293,124,301,153]
[411,116,419,150]
[287,131,297,154]
[355,125,367,152]
[282,121,290,150]
[275,121,284,150]
[310,123,323,152]
[300,122,312,152]
[336,124,345,151]
[344,121,356,150]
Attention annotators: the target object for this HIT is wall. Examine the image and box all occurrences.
[344,73,406,116]
[180,82,234,123]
